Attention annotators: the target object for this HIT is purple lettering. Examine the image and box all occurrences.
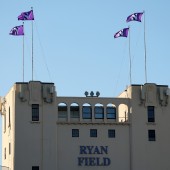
[80,146,87,154]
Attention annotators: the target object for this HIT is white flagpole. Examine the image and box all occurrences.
[129,26,132,85]
[144,11,147,83]
[31,7,34,81]
[23,22,25,82]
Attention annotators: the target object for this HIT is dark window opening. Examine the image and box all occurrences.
[148,106,155,122]
[70,106,80,118]
[4,148,6,160]
[32,104,39,121]
[72,129,79,137]
[90,129,97,137]
[106,107,116,119]
[148,130,156,141]
[108,129,115,138]
[82,106,92,119]
[32,166,39,170]
[95,106,104,119]
[58,105,67,118]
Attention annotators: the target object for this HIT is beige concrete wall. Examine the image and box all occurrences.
[1,85,15,170]
[130,84,170,170]
[14,82,57,170]
[57,124,130,170]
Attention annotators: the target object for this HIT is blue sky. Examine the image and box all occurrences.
[1,0,170,164]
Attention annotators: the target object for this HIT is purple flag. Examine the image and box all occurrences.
[18,10,34,20]
[126,12,143,22]
[114,28,129,38]
[9,25,24,36]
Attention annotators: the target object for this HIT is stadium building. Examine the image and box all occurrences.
[1,81,170,170]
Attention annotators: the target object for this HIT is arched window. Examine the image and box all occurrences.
[118,104,128,122]
[94,103,104,119]
[70,103,80,118]
[106,104,116,119]
[82,103,92,119]
[58,103,67,118]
